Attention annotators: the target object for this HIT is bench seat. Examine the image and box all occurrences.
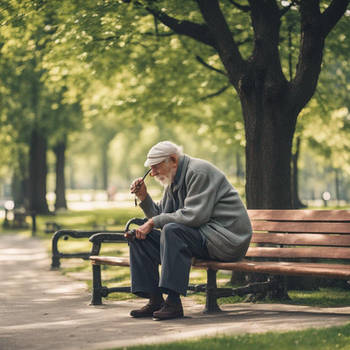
[90,256,350,280]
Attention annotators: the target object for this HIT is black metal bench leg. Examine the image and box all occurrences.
[51,255,61,269]
[51,234,61,269]
[270,275,290,300]
[204,268,221,313]
[91,265,103,305]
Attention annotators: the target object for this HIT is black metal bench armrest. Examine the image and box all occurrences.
[51,230,99,269]
[52,230,99,254]
[89,218,146,256]
[88,232,125,255]
[124,217,147,231]
[89,232,126,244]
[51,229,124,269]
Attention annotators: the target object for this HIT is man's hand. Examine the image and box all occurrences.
[130,177,147,202]
[135,219,154,240]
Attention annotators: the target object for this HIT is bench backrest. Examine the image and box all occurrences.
[246,210,350,261]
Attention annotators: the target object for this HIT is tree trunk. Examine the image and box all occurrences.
[242,91,297,209]
[53,139,67,211]
[92,173,98,190]
[11,172,26,208]
[239,85,297,298]
[335,169,340,205]
[235,152,244,179]
[11,148,29,209]
[101,143,109,191]
[291,136,306,209]
[29,129,49,214]
[68,159,76,190]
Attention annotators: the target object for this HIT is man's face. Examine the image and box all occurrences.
[150,157,177,187]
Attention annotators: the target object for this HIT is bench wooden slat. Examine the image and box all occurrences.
[90,256,130,266]
[251,232,350,246]
[252,221,350,234]
[248,209,350,222]
[193,260,350,270]
[192,260,350,279]
[91,255,350,280]
[246,246,350,259]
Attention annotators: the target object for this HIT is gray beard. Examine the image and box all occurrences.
[154,167,176,187]
[154,175,172,187]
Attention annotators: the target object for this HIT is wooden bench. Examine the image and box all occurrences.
[89,210,350,313]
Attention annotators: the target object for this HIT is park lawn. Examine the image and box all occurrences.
[1,206,143,237]
[110,323,350,350]
[38,206,144,233]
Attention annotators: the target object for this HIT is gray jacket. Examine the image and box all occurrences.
[140,155,252,261]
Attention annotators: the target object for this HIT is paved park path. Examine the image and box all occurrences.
[1,233,350,350]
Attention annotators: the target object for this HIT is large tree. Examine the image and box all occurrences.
[120,0,349,209]
[0,0,83,213]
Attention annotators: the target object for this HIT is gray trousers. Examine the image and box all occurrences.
[129,223,210,297]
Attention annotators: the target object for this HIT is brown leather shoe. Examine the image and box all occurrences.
[130,301,163,318]
[152,300,184,320]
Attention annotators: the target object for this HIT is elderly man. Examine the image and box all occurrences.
[129,141,252,320]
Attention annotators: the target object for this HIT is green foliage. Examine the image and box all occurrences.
[39,0,247,137]
[1,0,349,204]
[0,0,84,183]
[33,0,350,186]
[295,8,350,175]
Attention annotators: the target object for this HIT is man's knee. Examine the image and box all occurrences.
[161,223,191,246]
[162,223,187,236]
[163,222,181,231]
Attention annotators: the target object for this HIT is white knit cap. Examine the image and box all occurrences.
[144,141,180,167]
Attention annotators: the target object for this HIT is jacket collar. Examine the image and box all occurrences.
[172,155,190,190]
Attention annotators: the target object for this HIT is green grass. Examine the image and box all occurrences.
[288,288,350,307]
[190,287,350,308]
[110,323,350,350]
[1,206,143,238]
